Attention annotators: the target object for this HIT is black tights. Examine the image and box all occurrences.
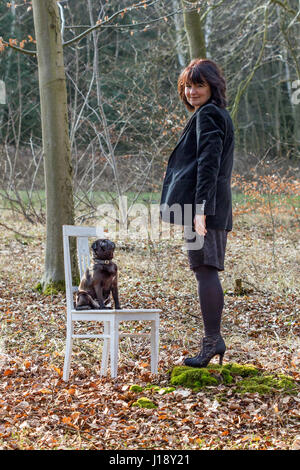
[193,265,224,337]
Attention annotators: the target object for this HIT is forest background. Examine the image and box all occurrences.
[1,0,299,220]
[0,0,299,451]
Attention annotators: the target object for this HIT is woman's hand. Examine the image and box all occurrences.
[194,214,207,236]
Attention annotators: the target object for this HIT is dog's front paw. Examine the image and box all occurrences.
[98,305,108,310]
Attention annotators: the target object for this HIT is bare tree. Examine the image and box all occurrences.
[32,0,75,287]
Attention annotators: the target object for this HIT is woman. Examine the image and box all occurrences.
[160,58,234,367]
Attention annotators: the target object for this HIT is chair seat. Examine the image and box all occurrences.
[71,308,161,314]
[71,309,161,322]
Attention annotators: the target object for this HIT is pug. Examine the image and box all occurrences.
[75,239,121,310]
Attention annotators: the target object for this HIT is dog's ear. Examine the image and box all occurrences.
[91,241,98,251]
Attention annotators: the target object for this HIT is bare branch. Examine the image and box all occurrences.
[1,40,37,56]
[62,0,160,47]
[1,0,161,55]
[270,0,299,18]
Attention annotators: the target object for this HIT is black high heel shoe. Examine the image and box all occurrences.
[184,334,226,368]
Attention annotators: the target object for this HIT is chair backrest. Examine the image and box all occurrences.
[62,225,104,311]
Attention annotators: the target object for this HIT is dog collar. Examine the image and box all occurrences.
[93,259,111,265]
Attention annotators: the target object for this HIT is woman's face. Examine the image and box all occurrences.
[185,80,212,109]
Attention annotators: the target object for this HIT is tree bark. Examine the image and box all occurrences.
[204,6,213,59]
[181,0,206,59]
[172,0,185,67]
[32,0,75,288]
[281,19,300,157]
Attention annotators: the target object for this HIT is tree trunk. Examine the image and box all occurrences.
[32,0,75,289]
[0,1,16,136]
[181,0,206,59]
[278,4,300,159]
[172,0,185,67]
[204,6,213,59]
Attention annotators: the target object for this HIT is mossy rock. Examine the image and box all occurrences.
[223,362,259,377]
[132,397,157,409]
[171,364,236,390]
[235,374,298,395]
[170,363,298,395]
[207,364,234,384]
[171,366,219,391]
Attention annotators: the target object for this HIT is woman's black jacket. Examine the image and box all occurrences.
[159,100,235,231]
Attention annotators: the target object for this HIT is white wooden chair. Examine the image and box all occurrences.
[62,225,161,381]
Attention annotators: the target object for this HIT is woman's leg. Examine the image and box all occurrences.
[193,265,224,336]
[183,264,226,367]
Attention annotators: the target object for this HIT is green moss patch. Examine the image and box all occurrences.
[170,363,298,395]
[206,365,234,384]
[129,385,143,393]
[34,280,65,295]
[34,282,43,294]
[171,366,218,391]
[235,374,298,395]
[132,397,157,409]
[145,384,161,392]
[158,387,176,395]
[130,384,175,395]
[224,362,259,377]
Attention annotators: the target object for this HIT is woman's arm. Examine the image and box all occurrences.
[194,105,225,217]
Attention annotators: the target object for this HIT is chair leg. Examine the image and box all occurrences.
[63,323,73,382]
[110,316,119,378]
[151,316,159,374]
[100,321,110,376]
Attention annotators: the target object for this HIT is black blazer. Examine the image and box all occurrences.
[159,99,235,231]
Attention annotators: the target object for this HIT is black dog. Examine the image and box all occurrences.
[75,239,121,310]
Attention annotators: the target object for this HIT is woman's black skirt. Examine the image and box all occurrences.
[184,227,228,272]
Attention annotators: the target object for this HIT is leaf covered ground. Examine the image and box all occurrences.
[0,211,299,450]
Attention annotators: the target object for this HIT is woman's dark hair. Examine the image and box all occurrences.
[178,58,227,111]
